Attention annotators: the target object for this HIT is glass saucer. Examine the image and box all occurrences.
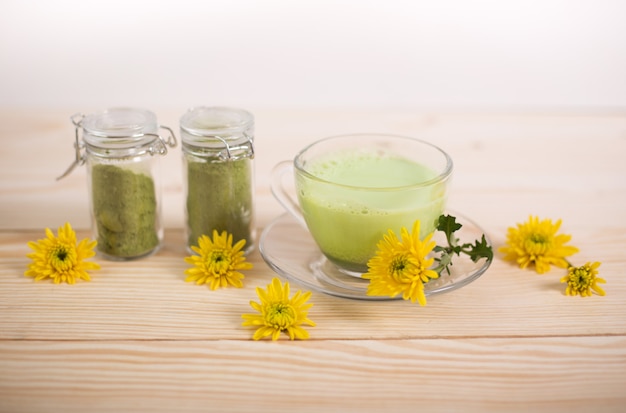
[259,212,492,301]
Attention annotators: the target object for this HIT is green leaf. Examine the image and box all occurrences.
[431,214,493,277]
[437,214,463,235]
[467,235,493,263]
[437,214,462,247]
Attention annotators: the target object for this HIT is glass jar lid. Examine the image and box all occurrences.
[180,107,254,160]
[81,107,159,149]
[57,108,177,180]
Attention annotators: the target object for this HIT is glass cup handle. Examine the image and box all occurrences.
[270,160,307,228]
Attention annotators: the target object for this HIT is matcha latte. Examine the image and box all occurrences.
[296,150,448,272]
[270,134,452,275]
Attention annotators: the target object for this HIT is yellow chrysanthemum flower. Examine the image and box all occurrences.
[184,230,253,290]
[499,216,579,274]
[362,220,439,305]
[25,222,100,284]
[242,277,315,341]
[561,261,606,297]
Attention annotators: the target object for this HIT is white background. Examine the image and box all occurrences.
[1,0,625,110]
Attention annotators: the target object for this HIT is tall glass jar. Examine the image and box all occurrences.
[60,108,177,260]
[180,107,255,254]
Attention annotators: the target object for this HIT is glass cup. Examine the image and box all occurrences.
[271,134,453,275]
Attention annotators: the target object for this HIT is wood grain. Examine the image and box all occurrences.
[2,229,625,341]
[1,337,625,413]
[1,108,626,412]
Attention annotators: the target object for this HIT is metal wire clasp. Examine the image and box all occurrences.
[152,125,178,155]
[56,116,177,180]
[57,113,86,181]
[213,132,255,161]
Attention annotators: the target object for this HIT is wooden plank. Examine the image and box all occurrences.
[2,109,626,412]
[2,229,624,341]
[1,109,626,231]
[1,337,624,413]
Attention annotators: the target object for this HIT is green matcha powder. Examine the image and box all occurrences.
[91,164,159,258]
[186,158,253,249]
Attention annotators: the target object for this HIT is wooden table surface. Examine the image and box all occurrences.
[1,108,625,412]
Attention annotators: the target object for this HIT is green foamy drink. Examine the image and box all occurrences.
[296,151,448,273]
[271,134,452,275]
